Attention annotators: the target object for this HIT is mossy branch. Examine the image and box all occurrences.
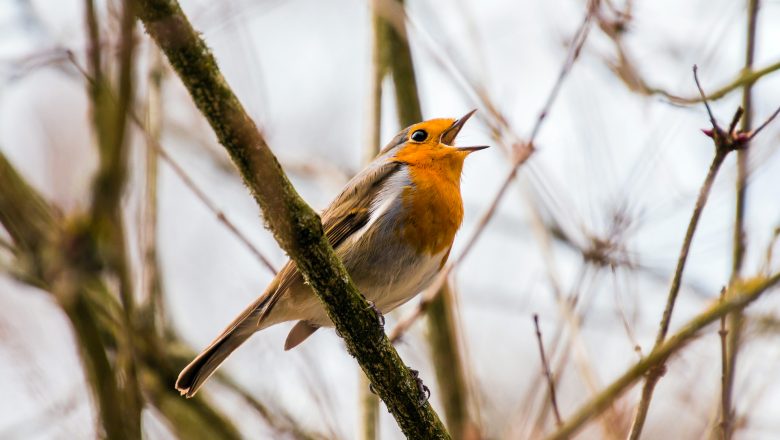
[135,0,449,437]
[0,153,57,260]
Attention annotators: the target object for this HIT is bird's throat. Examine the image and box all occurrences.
[398,166,464,255]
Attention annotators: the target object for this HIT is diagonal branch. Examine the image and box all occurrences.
[135,0,449,437]
[546,272,780,440]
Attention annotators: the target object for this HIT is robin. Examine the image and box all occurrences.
[176,110,487,397]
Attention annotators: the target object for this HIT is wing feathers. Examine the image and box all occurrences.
[258,160,403,324]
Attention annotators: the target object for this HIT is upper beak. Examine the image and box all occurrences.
[440,109,477,145]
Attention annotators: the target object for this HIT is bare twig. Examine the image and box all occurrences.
[666,60,780,105]
[723,2,760,436]
[718,287,730,439]
[749,106,780,139]
[546,272,780,440]
[130,110,279,275]
[628,66,733,440]
[628,64,780,439]
[65,50,280,276]
[533,314,563,428]
[389,0,597,342]
[214,374,325,440]
[693,65,719,128]
[594,2,780,106]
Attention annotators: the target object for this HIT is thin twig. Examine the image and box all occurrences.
[65,43,279,277]
[723,2,760,436]
[533,314,563,428]
[718,287,730,439]
[594,3,780,106]
[628,63,780,439]
[749,106,780,139]
[546,272,780,440]
[389,0,597,342]
[727,107,745,137]
[128,111,278,275]
[214,374,325,440]
[693,65,718,128]
[627,67,731,440]
[671,60,780,104]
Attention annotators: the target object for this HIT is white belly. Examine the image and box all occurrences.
[272,165,452,328]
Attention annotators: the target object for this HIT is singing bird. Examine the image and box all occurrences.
[176,110,487,397]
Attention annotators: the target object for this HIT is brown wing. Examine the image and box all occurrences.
[257,160,402,323]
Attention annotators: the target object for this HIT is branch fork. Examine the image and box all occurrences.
[694,65,780,155]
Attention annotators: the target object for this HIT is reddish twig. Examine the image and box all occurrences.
[135,116,279,275]
[533,314,563,428]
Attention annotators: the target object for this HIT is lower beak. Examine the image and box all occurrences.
[441,109,477,145]
[456,145,490,153]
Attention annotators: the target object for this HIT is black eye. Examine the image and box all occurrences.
[410,129,428,142]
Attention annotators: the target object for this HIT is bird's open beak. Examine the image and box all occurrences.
[441,109,477,145]
[441,109,490,154]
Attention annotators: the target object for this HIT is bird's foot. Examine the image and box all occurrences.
[362,295,385,328]
[367,370,430,405]
[409,369,431,406]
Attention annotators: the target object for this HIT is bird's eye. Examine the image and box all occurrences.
[410,130,428,142]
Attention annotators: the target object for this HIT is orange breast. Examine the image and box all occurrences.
[397,166,464,255]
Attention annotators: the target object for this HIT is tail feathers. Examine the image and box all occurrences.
[176,326,252,398]
[284,321,319,350]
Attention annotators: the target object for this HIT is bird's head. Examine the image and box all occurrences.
[381,110,488,180]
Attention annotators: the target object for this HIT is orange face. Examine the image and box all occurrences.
[392,111,487,184]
